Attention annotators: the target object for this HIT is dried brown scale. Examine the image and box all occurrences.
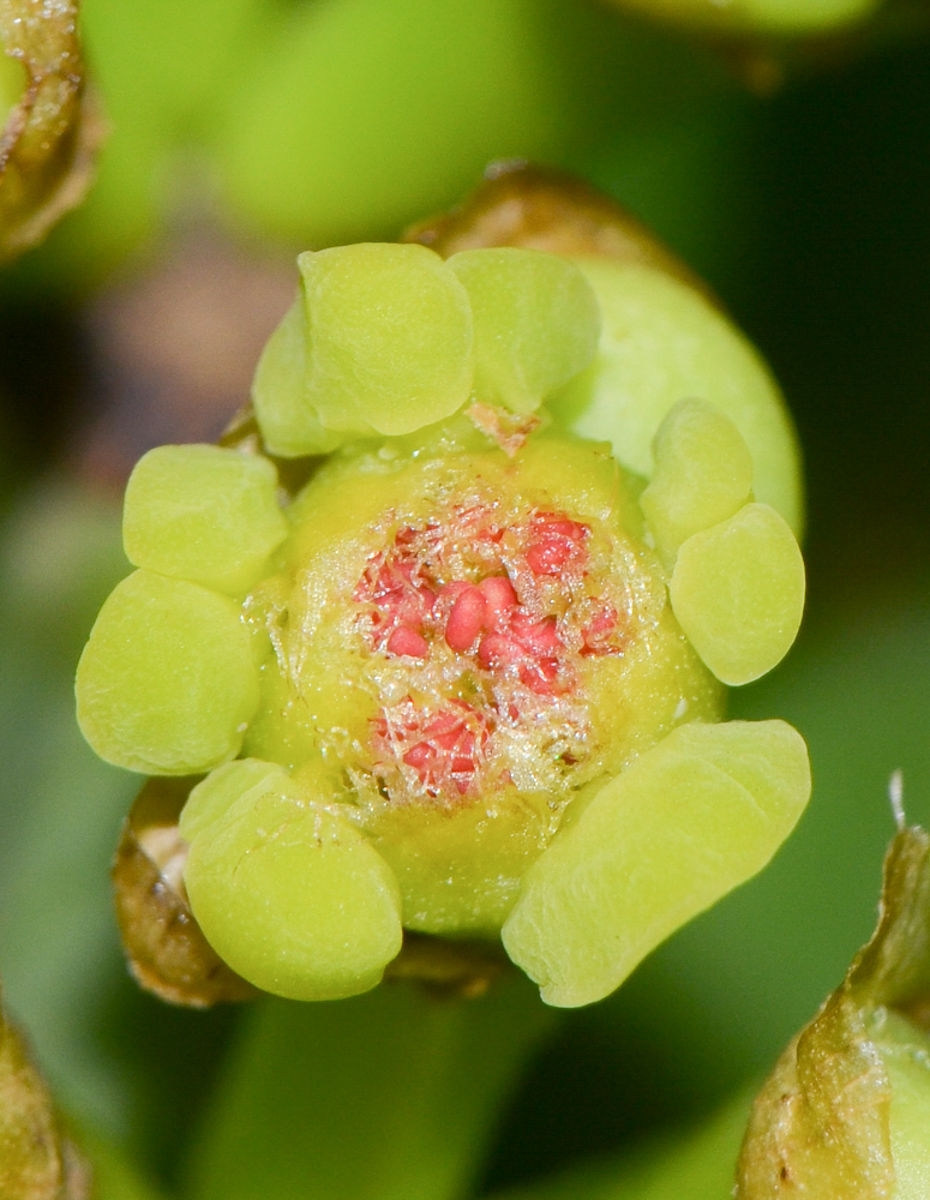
[0,984,92,1199]
[112,777,258,1007]
[113,165,719,1006]
[0,0,102,260]
[382,932,511,999]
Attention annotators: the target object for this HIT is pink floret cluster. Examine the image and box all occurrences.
[354,505,623,802]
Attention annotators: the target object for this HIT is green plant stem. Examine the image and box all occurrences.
[186,975,552,1200]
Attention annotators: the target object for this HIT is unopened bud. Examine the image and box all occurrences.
[0,0,102,260]
[738,825,930,1198]
[0,984,92,1199]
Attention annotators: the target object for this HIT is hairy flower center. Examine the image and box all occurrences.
[353,504,624,804]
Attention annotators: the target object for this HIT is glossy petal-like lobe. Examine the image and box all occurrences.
[640,398,754,562]
[670,502,805,686]
[448,247,600,414]
[75,570,260,774]
[122,444,288,596]
[299,242,474,436]
[551,259,803,537]
[502,719,810,1007]
[182,760,404,1001]
[250,296,344,458]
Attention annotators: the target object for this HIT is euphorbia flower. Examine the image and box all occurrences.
[77,170,810,1008]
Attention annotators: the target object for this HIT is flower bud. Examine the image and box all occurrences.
[0,0,101,260]
[0,983,92,1199]
[738,825,930,1198]
[870,1008,930,1198]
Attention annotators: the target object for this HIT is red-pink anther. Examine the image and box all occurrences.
[355,557,435,638]
[360,505,612,800]
[511,613,560,657]
[478,632,523,670]
[402,742,432,769]
[478,575,517,630]
[387,626,429,659]
[445,585,487,652]
[519,657,559,694]
[581,602,620,656]
[423,710,458,745]
[525,514,589,576]
[397,705,485,796]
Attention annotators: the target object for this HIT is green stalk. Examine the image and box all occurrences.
[186,976,551,1200]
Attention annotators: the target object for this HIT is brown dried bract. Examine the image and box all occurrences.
[383,933,512,1000]
[466,401,541,458]
[0,0,102,261]
[115,778,514,1006]
[112,776,259,1008]
[736,825,930,1198]
[0,984,92,1199]
[403,160,715,303]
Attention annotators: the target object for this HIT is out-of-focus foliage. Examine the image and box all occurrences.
[188,983,551,1200]
[491,1089,752,1198]
[603,0,884,36]
[6,0,745,294]
[209,0,718,248]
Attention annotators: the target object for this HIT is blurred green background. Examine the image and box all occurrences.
[1,0,929,1195]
